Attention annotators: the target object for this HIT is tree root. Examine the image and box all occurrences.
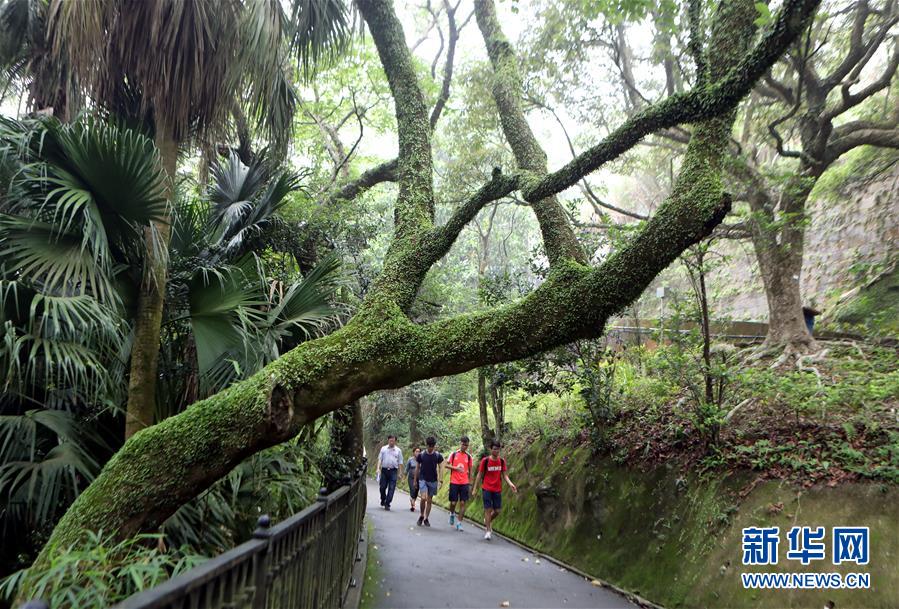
[742,343,780,363]
[817,339,867,360]
[795,348,829,388]
[723,397,753,425]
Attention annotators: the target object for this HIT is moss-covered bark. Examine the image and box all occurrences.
[21,0,820,597]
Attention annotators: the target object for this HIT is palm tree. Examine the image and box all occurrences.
[160,153,343,412]
[5,0,351,437]
[0,117,343,572]
[0,115,165,575]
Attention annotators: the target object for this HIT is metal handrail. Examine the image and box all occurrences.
[20,459,368,609]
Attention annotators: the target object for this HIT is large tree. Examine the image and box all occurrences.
[18,0,818,593]
[731,0,898,352]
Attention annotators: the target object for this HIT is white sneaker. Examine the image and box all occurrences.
[484,531,492,540]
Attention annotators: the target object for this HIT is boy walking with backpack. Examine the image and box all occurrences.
[414,436,444,527]
[446,436,473,532]
[472,440,517,540]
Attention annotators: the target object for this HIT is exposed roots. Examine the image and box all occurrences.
[817,339,868,360]
[742,343,780,363]
[796,349,829,388]
[723,397,753,425]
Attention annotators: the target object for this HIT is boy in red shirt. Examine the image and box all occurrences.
[446,436,473,531]
[472,440,517,540]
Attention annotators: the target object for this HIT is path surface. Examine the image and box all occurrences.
[364,480,633,609]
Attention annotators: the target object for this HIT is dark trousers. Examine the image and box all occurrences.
[379,468,398,506]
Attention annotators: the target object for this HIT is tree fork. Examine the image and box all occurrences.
[474,0,587,266]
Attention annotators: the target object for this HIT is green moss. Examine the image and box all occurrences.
[360,521,381,609]
[828,263,899,336]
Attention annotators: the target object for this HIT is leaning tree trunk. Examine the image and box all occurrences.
[748,183,816,352]
[125,122,179,438]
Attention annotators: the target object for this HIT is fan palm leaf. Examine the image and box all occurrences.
[266,251,342,340]
[187,261,262,392]
[0,408,105,528]
[0,117,168,302]
[46,0,350,145]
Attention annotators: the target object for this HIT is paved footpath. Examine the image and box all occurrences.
[364,480,633,609]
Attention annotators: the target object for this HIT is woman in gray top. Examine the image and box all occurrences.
[406,447,420,512]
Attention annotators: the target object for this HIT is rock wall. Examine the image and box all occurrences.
[712,160,899,321]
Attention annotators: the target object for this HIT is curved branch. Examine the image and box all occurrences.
[527,95,648,221]
[429,168,522,264]
[825,127,899,162]
[322,157,398,205]
[825,38,899,120]
[429,0,469,128]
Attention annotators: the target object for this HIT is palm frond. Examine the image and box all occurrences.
[267,251,342,339]
[0,214,118,301]
[187,264,262,392]
[0,117,168,303]
[0,408,105,528]
[287,0,351,79]
[207,153,301,256]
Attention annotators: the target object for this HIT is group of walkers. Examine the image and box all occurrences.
[376,434,517,539]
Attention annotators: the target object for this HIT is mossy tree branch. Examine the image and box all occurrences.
[523,0,820,203]
[355,0,436,311]
[474,0,588,266]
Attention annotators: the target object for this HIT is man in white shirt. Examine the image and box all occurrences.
[376,435,403,511]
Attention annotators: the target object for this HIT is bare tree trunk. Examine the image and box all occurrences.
[477,369,495,449]
[696,252,714,404]
[125,123,178,438]
[491,383,505,444]
[747,185,815,352]
[407,386,422,447]
[333,401,364,463]
[756,243,813,349]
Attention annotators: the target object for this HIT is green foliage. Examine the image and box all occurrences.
[0,531,205,609]
[753,2,773,26]
[161,153,344,403]
[0,117,339,583]
[0,116,165,407]
[164,435,322,553]
[574,344,622,451]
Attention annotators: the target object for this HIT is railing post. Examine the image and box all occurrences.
[252,514,272,609]
[315,487,330,608]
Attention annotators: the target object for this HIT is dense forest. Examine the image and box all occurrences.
[0,0,895,607]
